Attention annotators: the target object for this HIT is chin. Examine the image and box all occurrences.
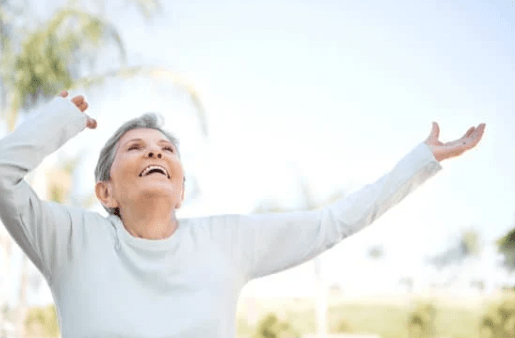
[138,194,177,210]
[140,187,179,202]
[141,188,174,198]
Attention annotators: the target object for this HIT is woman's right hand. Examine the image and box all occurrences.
[59,90,97,129]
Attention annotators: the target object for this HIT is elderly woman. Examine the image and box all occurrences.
[0,90,484,337]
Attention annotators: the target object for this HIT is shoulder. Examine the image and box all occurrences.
[53,203,116,238]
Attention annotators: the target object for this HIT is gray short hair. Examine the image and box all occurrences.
[94,113,180,215]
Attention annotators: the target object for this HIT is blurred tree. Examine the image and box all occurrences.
[332,317,352,333]
[497,224,515,273]
[0,0,207,135]
[123,0,162,19]
[461,228,480,256]
[366,244,385,260]
[407,301,436,338]
[24,305,59,338]
[428,228,480,269]
[0,4,125,129]
[253,313,298,338]
[480,291,515,338]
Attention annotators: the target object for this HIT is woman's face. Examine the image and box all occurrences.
[107,128,184,211]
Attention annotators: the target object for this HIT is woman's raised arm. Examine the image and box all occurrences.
[0,91,94,283]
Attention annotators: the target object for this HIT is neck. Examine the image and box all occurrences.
[118,198,178,240]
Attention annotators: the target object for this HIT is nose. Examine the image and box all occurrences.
[147,149,162,159]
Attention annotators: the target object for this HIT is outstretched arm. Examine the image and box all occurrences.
[211,122,486,281]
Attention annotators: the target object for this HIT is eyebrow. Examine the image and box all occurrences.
[123,138,174,147]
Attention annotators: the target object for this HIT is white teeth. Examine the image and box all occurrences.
[139,165,169,178]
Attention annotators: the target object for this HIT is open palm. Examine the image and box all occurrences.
[425,122,486,162]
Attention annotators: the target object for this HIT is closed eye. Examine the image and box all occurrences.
[163,146,174,152]
[128,144,140,151]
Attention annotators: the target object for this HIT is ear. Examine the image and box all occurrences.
[95,181,119,210]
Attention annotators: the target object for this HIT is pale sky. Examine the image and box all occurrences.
[93,0,515,251]
[5,0,515,304]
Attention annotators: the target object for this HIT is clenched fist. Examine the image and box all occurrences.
[59,90,97,129]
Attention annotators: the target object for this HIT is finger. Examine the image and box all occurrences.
[464,126,475,138]
[469,123,486,147]
[86,117,97,129]
[78,102,88,112]
[455,124,485,150]
[71,95,85,106]
[59,90,68,98]
[447,125,478,146]
[433,122,440,140]
[427,122,440,142]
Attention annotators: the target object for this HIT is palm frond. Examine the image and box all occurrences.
[3,7,126,130]
[46,8,126,60]
[0,7,6,24]
[127,0,162,19]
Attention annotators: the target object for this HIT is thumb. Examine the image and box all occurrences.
[427,122,440,142]
[59,90,68,98]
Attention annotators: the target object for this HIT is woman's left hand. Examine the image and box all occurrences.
[425,122,486,162]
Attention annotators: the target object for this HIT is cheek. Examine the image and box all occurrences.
[110,156,135,184]
[169,157,184,176]
[109,161,122,182]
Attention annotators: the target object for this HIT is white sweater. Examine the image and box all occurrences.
[0,98,441,337]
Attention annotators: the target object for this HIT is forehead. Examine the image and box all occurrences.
[118,128,171,145]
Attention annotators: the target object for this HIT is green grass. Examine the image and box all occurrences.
[237,297,484,338]
[328,303,411,338]
[432,305,481,338]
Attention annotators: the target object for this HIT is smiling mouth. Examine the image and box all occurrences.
[139,165,170,178]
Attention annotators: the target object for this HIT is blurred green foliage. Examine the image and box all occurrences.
[12,9,122,106]
[332,317,352,333]
[497,227,515,272]
[0,0,207,135]
[24,305,60,338]
[238,298,484,338]
[480,291,515,338]
[0,5,125,130]
[253,313,299,338]
[429,228,480,269]
[407,301,436,338]
[0,0,162,128]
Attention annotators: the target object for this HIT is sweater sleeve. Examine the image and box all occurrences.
[0,98,87,282]
[209,142,442,280]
